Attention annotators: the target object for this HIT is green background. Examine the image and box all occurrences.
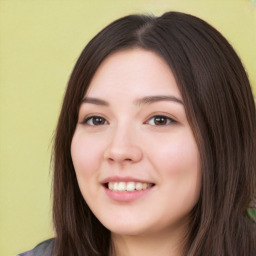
[0,1,255,255]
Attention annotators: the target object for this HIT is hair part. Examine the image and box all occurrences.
[52,11,256,256]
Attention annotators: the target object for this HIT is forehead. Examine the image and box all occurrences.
[85,48,181,99]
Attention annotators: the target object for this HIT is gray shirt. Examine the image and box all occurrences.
[17,239,54,256]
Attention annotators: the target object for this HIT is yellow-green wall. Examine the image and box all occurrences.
[0,1,255,255]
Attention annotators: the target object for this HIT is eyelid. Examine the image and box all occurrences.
[80,115,108,126]
[144,114,177,126]
[79,112,178,126]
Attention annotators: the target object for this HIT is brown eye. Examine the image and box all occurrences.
[83,116,107,126]
[147,115,175,126]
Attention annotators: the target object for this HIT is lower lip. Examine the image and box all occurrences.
[103,186,153,202]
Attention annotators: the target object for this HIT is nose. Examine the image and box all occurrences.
[104,126,143,164]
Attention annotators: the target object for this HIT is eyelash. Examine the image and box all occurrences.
[81,116,108,126]
[81,115,176,126]
[146,115,176,126]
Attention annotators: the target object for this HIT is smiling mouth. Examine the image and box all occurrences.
[104,181,154,192]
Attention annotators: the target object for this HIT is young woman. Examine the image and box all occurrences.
[18,11,256,256]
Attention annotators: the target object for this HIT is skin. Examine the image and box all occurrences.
[71,48,201,256]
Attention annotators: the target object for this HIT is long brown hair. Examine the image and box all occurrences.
[52,12,256,255]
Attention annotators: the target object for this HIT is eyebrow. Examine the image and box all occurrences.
[134,95,183,105]
[81,97,109,106]
[81,95,183,106]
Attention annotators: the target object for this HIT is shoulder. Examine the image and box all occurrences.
[17,238,55,256]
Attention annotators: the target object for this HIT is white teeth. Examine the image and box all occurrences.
[113,182,119,191]
[107,181,152,192]
[109,182,114,190]
[127,182,135,191]
[135,182,143,190]
[142,183,148,190]
[118,182,126,191]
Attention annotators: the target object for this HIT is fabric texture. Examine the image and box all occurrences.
[247,199,256,223]
[247,208,256,223]
[17,238,54,256]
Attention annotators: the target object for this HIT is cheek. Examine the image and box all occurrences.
[148,129,199,171]
[70,132,104,182]
[70,132,108,206]
[148,130,201,201]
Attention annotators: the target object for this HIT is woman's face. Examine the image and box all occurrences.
[71,48,201,237]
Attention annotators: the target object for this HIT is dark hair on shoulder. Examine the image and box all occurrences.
[52,11,256,256]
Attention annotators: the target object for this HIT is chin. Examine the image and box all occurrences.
[101,219,150,236]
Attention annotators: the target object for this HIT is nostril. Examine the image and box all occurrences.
[104,145,143,163]
[107,158,115,163]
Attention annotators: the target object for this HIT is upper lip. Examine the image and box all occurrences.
[101,176,154,184]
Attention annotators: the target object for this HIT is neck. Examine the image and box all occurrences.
[111,226,187,256]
